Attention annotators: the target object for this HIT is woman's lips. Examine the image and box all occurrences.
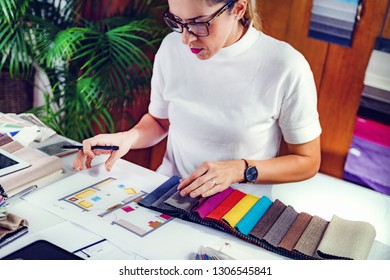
[190,48,202,54]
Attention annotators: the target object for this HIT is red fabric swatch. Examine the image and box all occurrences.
[206,190,246,221]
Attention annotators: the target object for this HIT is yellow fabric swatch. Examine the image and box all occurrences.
[222,194,259,228]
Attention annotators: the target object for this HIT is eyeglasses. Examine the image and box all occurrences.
[163,1,237,37]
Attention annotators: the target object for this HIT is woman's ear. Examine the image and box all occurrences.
[234,0,247,20]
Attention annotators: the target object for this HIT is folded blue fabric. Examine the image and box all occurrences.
[235,196,273,235]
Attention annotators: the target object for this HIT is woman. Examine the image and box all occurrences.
[73,0,321,199]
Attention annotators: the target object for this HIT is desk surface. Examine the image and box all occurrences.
[1,153,390,260]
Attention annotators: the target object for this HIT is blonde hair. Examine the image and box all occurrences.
[208,0,262,31]
[245,0,262,31]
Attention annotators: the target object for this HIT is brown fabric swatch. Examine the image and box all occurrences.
[317,215,376,260]
[0,140,24,153]
[0,135,13,147]
[263,205,299,247]
[249,199,287,240]
[293,215,329,257]
[278,212,313,251]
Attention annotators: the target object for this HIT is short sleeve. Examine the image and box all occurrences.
[278,56,322,144]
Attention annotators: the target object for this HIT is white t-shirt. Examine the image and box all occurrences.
[149,24,322,178]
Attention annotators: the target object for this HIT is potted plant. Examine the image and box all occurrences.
[0,0,168,142]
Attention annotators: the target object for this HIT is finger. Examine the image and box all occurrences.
[202,183,226,198]
[188,179,218,198]
[82,140,95,158]
[72,150,86,170]
[177,165,209,191]
[85,156,93,169]
[105,151,121,171]
[180,174,216,197]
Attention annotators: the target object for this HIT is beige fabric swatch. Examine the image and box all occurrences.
[317,215,376,260]
[0,213,28,233]
[293,215,329,257]
[0,146,63,193]
[0,140,24,153]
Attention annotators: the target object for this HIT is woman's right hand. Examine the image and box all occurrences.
[72,131,134,172]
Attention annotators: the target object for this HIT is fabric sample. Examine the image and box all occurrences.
[0,140,24,153]
[310,22,352,39]
[235,196,273,235]
[343,136,390,195]
[138,176,377,260]
[317,215,376,260]
[278,212,313,251]
[139,176,180,208]
[165,190,203,212]
[293,216,329,257]
[222,194,259,228]
[249,199,287,240]
[312,5,357,22]
[263,205,299,247]
[193,187,234,219]
[151,183,179,209]
[353,116,390,147]
[0,213,29,248]
[0,146,63,195]
[206,190,246,221]
[0,135,13,147]
[310,14,355,30]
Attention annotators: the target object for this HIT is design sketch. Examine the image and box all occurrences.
[59,178,172,237]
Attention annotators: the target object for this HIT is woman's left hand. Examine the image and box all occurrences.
[177,160,246,198]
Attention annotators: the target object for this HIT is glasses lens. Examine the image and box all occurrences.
[188,23,209,37]
[164,17,182,33]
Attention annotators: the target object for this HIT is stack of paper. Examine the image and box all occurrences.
[308,0,361,47]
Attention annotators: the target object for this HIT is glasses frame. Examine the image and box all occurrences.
[163,0,237,37]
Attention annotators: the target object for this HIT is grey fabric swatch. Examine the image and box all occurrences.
[263,205,299,247]
[249,199,287,240]
[164,190,202,212]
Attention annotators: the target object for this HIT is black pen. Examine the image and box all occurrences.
[61,145,119,151]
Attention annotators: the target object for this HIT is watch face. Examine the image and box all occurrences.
[245,166,258,183]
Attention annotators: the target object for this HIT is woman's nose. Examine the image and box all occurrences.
[181,28,197,45]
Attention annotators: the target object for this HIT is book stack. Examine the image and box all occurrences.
[308,0,361,47]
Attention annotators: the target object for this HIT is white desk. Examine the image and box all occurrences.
[1,153,389,260]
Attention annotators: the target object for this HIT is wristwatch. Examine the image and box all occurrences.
[242,159,258,183]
